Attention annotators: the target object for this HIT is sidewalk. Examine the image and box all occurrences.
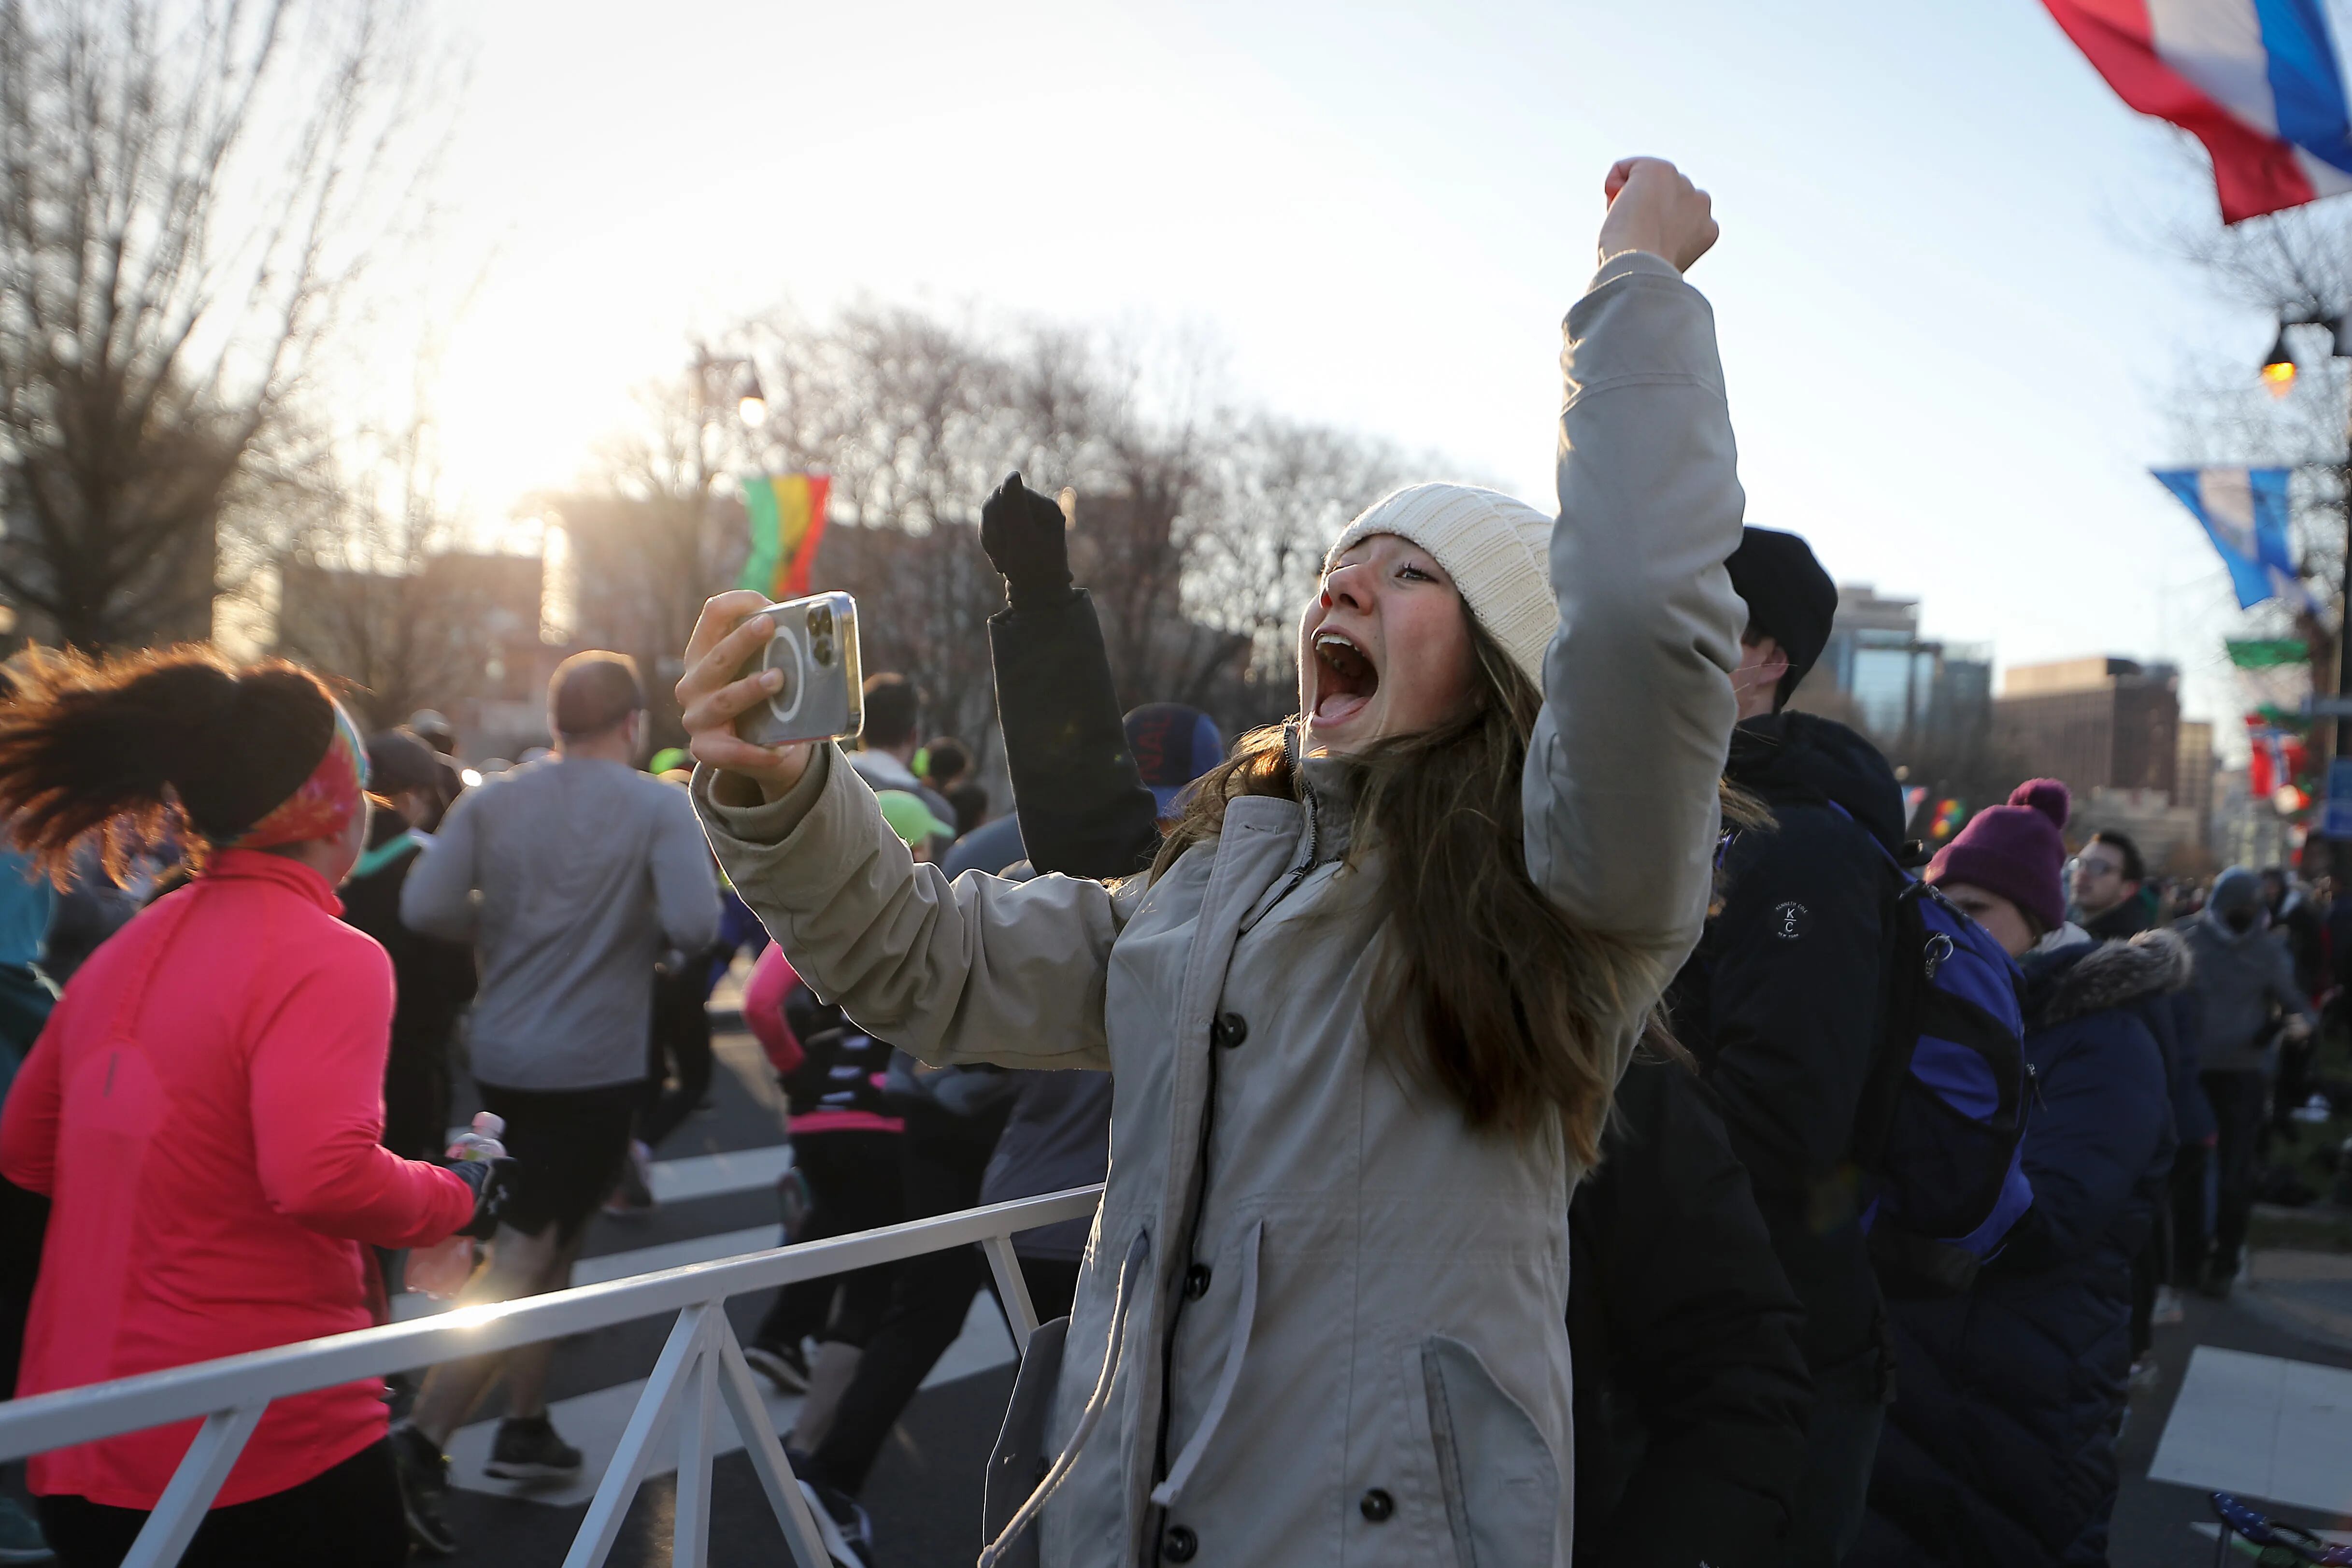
[2115,1240,2352,1565]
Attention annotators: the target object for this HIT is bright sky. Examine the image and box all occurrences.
[421,0,2309,734]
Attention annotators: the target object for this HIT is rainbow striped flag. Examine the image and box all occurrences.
[738,474,831,601]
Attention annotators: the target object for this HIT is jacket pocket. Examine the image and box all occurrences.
[983,1314,1069,1568]
[1417,1334,1559,1568]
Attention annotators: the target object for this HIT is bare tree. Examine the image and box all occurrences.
[577,302,1429,753]
[0,0,449,650]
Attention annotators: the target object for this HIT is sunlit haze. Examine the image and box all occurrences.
[418,0,2285,734]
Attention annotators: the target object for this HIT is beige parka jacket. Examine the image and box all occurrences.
[694,250,1746,1568]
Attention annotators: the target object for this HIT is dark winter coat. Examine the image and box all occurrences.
[986,585,1812,1567]
[1853,929,2184,1568]
[1673,710,1906,1384]
[1569,1054,1812,1568]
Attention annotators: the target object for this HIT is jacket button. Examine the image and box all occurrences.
[1183,1263,1212,1299]
[1210,1012,1248,1048]
[1360,1488,1395,1522]
[1162,1523,1198,1561]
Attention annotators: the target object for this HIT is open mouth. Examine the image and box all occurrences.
[1311,629,1379,726]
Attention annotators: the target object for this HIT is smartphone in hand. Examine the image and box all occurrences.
[734,591,863,746]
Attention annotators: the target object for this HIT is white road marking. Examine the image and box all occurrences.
[2150,1346,2352,1512]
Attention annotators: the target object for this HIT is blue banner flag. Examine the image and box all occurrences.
[2152,466,2302,609]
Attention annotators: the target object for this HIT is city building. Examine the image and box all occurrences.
[1991,657,2181,800]
[272,549,557,756]
[1807,584,1993,752]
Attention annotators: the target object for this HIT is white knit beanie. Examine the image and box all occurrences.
[1326,483,1557,685]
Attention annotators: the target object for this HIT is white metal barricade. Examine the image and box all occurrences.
[0,1185,1106,1568]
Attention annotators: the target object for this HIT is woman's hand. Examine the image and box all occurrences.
[677,590,815,799]
[1597,157,1717,273]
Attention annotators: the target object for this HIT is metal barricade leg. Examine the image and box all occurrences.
[672,1323,718,1568]
[120,1402,268,1568]
[982,1234,1039,1354]
[564,1304,710,1568]
[711,1320,836,1568]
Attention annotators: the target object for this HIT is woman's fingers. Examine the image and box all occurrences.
[681,593,775,696]
[682,667,781,735]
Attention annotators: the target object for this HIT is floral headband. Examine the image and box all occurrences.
[228,703,370,851]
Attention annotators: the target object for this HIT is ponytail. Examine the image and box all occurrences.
[0,646,336,880]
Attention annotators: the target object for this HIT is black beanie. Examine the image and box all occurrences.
[1725,527,1837,689]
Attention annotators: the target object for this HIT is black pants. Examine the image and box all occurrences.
[757,1131,905,1352]
[2204,1069,2269,1278]
[39,1438,404,1568]
[804,1113,1004,1496]
[1020,1256,1082,1325]
[641,961,716,1151]
[381,1036,451,1163]
[2169,1140,2211,1287]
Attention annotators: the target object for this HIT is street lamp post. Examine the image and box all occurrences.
[2263,317,2352,868]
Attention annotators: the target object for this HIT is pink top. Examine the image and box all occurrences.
[743,946,901,1135]
[0,851,474,1508]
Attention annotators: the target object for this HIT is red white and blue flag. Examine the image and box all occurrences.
[2042,0,2352,221]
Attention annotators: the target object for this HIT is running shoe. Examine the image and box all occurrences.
[484,1414,584,1481]
[604,1140,657,1216]
[2152,1284,2186,1326]
[797,1478,875,1568]
[2128,1354,2163,1393]
[744,1338,811,1394]
[390,1420,458,1557]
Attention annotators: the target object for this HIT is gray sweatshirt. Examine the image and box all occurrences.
[402,755,720,1091]
[2180,912,2313,1075]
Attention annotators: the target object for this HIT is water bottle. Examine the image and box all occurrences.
[410,1113,509,1301]
[445,1111,507,1163]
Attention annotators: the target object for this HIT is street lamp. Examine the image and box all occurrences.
[738,369,769,428]
[2261,316,2352,804]
[2263,324,2300,397]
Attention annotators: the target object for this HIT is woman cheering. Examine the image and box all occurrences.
[678,158,1744,1568]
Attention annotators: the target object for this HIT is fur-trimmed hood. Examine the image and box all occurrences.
[2024,927,2192,1029]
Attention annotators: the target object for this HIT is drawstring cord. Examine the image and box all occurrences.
[976,1228,1152,1568]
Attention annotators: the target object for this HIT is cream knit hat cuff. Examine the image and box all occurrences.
[1326,482,1559,685]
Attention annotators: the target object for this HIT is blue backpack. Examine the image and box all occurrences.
[1847,823,2035,1295]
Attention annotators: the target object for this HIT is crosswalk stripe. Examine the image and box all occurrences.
[2150,1346,2352,1512]
[436,1136,792,1206]
[393,1226,784,1322]
[446,1294,1019,1505]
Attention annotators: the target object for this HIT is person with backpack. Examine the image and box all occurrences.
[0,649,508,1568]
[680,157,1740,1568]
[1854,780,2179,1568]
[1671,527,1911,1566]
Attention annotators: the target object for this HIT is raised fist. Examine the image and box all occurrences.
[1597,158,1717,274]
[980,471,1074,612]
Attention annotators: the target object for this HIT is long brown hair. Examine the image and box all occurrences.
[0,645,335,880]
[1156,619,1671,1167]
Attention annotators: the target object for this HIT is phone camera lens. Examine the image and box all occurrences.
[807,606,827,635]
[812,635,834,667]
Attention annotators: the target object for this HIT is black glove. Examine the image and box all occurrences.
[448,1156,518,1240]
[979,471,1074,613]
